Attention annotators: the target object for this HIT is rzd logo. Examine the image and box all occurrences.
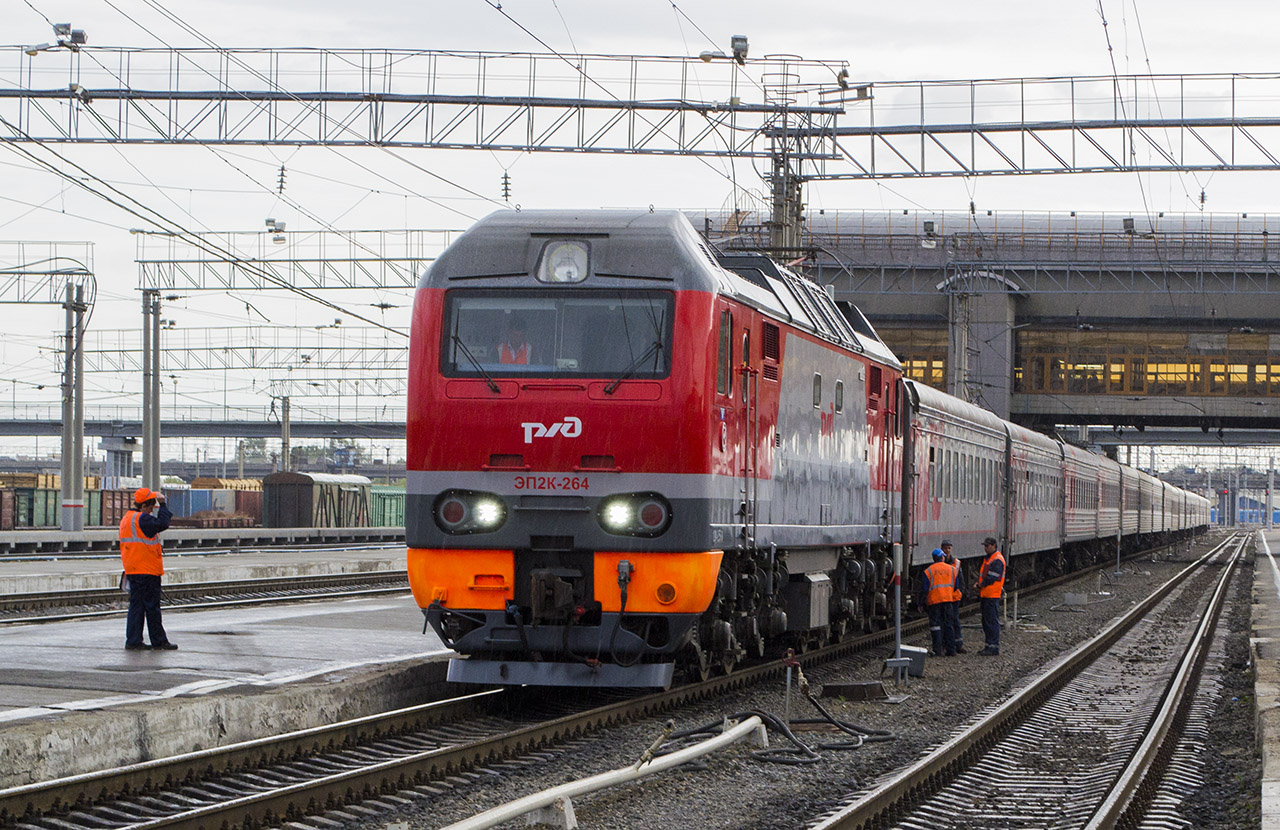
[522,416,582,444]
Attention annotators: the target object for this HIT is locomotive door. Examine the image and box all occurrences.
[716,305,756,551]
[881,373,898,541]
[738,325,759,550]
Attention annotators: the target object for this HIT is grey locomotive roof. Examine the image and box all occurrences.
[426,209,900,367]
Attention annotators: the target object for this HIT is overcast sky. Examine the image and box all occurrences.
[4,0,1280,464]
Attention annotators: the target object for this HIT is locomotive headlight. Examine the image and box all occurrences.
[434,489,507,534]
[604,502,633,529]
[473,499,503,528]
[596,493,672,537]
[537,240,589,284]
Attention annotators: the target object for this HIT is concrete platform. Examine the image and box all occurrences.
[1254,530,1280,829]
[0,549,450,789]
[0,526,404,555]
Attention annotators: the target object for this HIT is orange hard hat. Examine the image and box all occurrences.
[134,487,158,504]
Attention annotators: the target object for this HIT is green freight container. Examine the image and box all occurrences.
[370,485,406,527]
[34,488,58,527]
[86,489,103,526]
[14,488,33,527]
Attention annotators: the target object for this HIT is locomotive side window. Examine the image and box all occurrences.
[813,374,822,408]
[835,380,844,413]
[741,330,750,403]
[717,310,733,395]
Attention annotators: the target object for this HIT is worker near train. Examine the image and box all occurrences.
[916,549,957,657]
[974,537,1006,656]
[941,539,967,654]
[120,487,177,651]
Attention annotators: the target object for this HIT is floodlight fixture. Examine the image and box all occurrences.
[730,34,748,65]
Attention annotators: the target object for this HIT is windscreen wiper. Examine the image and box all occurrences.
[451,335,500,393]
[604,340,662,395]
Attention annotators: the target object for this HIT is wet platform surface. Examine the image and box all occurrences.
[0,594,444,721]
[0,547,450,787]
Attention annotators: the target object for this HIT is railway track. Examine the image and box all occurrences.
[0,538,1207,830]
[0,571,410,620]
[809,532,1246,830]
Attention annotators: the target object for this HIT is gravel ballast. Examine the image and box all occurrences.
[342,535,1259,830]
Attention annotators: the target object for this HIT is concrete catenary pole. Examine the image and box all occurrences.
[141,289,162,489]
[281,396,291,472]
[59,280,85,531]
[72,283,85,527]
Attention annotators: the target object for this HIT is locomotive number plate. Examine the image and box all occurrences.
[514,475,590,492]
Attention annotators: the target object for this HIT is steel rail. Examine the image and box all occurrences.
[0,535,1209,830]
[1084,537,1243,828]
[810,532,1243,830]
[0,571,409,617]
[0,691,501,825]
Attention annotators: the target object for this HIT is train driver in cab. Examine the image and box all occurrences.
[498,315,531,365]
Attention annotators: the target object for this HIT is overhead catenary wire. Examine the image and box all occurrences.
[1095,0,1181,322]
[118,0,501,215]
[43,4,479,263]
[481,0,769,214]
[0,116,406,336]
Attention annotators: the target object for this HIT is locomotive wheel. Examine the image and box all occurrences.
[717,649,738,676]
[681,642,712,683]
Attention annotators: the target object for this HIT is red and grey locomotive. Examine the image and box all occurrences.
[407,209,904,687]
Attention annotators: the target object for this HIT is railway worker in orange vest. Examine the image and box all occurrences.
[974,537,1006,656]
[916,549,957,657]
[941,540,967,654]
[121,487,176,651]
[498,315,531,365]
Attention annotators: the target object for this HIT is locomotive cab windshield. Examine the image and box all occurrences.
[442,288,674,379]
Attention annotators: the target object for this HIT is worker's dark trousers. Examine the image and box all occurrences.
[946,601,963,648]
[125,574,169,646]
[927,603,956,655]
[980,597,1000,653]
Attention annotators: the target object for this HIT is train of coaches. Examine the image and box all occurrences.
[0,471,405,530]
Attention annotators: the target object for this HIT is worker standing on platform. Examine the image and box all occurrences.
[974,537,1005,656]
[916,549,957,657]
[941,540,966,654]
[120,488,177,651]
